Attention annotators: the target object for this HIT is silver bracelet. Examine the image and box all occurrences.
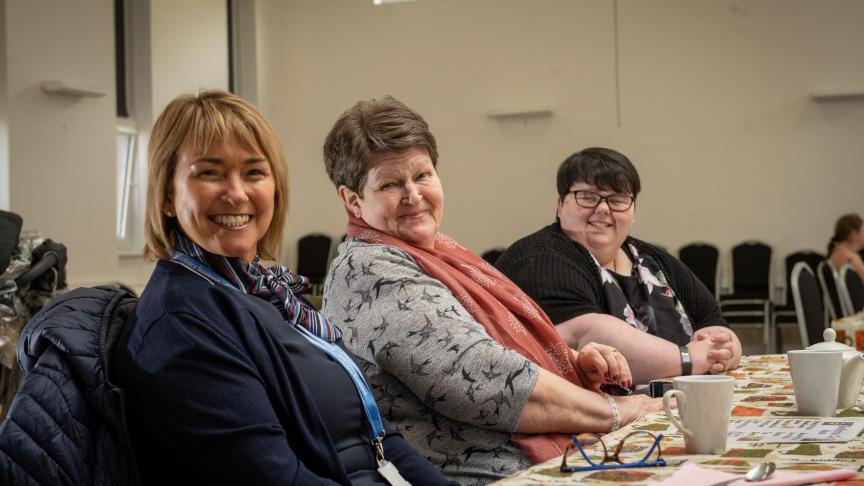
[601,392,621,432]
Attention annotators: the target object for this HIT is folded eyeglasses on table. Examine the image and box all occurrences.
[560,431,667,473]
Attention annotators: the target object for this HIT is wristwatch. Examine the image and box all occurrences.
[679,345,692,375]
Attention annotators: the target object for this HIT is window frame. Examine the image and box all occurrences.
[114,0,151,256]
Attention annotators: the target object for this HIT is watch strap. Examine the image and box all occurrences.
[679,345,692,375]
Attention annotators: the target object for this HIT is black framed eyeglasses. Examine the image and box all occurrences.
[560,431,666,473]
[570,190,634,212]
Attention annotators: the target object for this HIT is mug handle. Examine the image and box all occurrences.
[663,389,692,437]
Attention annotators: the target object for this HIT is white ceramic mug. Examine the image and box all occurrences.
[788,349,843,417]
[663,375,734,454]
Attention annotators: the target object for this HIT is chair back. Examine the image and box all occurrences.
[0,210,23,275]
[783,251,824,306]
[838,265,864,315]
[817,260,844,320]
[730,241,772,299]
[481,248,506,265]
[679,243,720,298]
[296,233,333,287]
[790,262,825,347]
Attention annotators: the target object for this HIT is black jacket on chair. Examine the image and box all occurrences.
[0,286,140,486]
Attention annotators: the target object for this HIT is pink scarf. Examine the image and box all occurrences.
[347,216,589,463]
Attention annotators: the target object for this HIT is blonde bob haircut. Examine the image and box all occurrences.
[144,89,289,261]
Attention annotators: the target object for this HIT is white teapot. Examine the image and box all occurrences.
[806,328,864,409]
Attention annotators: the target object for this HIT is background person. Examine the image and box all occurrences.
[113,90,451,486]
[321,97,661,485]
[827,213,864,282]
[496,147,742,385]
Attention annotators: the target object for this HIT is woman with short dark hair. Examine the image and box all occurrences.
[497,147,742,384]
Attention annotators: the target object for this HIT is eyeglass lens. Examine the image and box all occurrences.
[612,431,662,464]
[563,431,662,469]
[573,191,633,211]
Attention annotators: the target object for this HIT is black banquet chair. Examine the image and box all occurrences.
[838,264,864,316]
[817,260,845,320]
[678,243,720,299]
[481,248,506,265]
[790,262,826,348]
[719,241,773,353]
[296,233,333,295]
[772,251,824,350]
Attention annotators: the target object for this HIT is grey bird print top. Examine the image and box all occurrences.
[322,239,540,485]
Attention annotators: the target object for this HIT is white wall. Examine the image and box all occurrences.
[4,0,863,291]
[256,0,864,282]
[617,0,864,255]
[150,0,229,115]
[5,0,117,284]
[0,0,7,211]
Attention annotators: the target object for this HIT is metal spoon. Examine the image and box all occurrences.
[707,461,776,486]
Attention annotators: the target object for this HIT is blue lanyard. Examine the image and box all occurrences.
[169,252,387,444]
[294,326,386,442]
[171,252,244,292]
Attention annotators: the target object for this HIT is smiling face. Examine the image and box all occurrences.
[167,140,275,261]
[557,182,635,258]
[339,146,443,249]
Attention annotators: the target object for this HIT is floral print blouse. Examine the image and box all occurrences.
[597,243,695,342]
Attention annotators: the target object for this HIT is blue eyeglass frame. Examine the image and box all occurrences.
[559,431,667,473]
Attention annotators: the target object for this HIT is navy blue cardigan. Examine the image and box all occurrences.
[114,260,451,485]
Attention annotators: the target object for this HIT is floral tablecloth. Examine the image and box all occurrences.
[495,355,864,485]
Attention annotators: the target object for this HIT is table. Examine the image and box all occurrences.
[496,355,864,485]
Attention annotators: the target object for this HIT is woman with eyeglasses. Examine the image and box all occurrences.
[497,148,742,385]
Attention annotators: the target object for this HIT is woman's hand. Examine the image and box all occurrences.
[690,327,742,374]
[615,394,663,426]
[573,342,632,391]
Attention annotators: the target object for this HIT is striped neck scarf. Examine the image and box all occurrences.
[174,235,341,342]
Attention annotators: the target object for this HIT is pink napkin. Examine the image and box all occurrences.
[653,463,857,486]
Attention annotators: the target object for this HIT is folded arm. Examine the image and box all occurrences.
[516,368,660,433]
[556,313,741,383]
[325,241,660,435]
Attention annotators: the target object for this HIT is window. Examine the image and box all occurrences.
[115,125,136,240]
[115,0,139,251]
[114,0,149,255]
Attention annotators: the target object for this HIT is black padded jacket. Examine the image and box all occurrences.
[0,287,140,485]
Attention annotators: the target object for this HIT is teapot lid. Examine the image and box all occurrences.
[806,328,855,351]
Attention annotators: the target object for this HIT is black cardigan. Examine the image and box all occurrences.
[496,223,725,345]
